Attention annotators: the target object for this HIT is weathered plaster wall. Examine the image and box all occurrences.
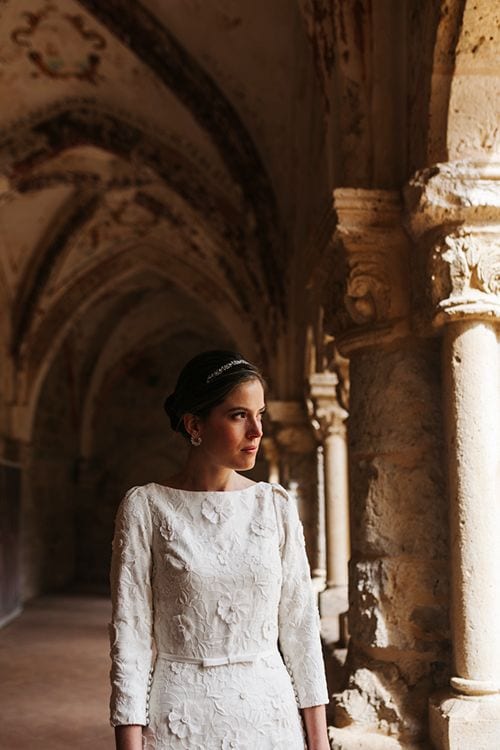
[23,341,79,600]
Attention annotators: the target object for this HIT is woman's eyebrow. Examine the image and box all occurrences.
[225,405,266,412]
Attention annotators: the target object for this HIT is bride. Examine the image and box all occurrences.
[109,350,330,750]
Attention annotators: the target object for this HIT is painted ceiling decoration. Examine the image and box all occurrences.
[11,4,106,84]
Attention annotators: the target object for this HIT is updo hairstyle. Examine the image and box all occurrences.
[164,350,265,439]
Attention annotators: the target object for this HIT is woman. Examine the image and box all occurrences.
[109,350,330,750]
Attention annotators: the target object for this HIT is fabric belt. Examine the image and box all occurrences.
[157,648,276,668]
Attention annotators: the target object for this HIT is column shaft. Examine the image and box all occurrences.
[324,429,349,588]
[283,449,321,577]
[314,445,327,580]
[444,320,500,692]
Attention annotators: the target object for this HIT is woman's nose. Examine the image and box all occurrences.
[247,419,263,438]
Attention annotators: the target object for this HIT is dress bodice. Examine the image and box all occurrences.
[109,481,328,730]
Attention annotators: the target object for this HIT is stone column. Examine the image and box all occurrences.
[261,436,280,484]
[308,372,350,637]
[319,189,451,749]
[315,443,327,582]
[267,400,323,585]
[406,162,500,750]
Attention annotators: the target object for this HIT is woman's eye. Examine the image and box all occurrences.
[232,412,246,419]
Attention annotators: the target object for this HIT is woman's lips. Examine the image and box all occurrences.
[241,446,258,452]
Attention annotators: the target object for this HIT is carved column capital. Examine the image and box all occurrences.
[405,161,500,329]
[324,189,411,355]
[306,372,348,440]
[260,436,279,465]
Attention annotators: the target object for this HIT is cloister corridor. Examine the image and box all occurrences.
[0,595,113,750]
[1,1,499,749]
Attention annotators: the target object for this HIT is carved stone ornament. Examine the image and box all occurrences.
[323,189,411,355]
[430,228,500,324]
[405,162,500,327]
[306,372,348,441]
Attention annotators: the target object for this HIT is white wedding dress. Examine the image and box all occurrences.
[109,481,329,749]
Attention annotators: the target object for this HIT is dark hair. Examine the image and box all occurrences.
[164,350,265,439]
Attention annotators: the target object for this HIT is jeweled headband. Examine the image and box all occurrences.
[206,359,249,383]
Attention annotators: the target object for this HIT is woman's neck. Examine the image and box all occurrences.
[167,452,249,492]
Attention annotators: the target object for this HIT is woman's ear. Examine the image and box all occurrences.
[183,413,201,440]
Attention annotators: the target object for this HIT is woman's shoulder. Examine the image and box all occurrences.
[267,483,300,527]
[238,479,292,501]
[268,481,288,497]
[114,484,155,528]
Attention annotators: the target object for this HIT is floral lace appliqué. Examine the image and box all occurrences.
[250,517,275,537]
[216,593,249,626]
[173,613,195,644]
[167,703,201,738]
[159,518,186,542]
[201,496,234,524]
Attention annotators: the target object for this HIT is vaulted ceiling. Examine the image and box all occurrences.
[1,0,495,437]
[0,0,330,426]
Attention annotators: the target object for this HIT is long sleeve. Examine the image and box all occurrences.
[109,485,155,727]
[273,483,329,709]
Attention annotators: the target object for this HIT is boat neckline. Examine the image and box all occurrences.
[153,480,267,495]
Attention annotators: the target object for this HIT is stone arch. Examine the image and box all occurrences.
[409,0,498,167]
[3,101,283,371]
[76,0,281,259]
[78,287,254,459]
[2,106,282,318]
[15,241,258,444]
[426,0,468,164]
[10,188,101,358]
[445,0,500,160]
[2,100,236,223]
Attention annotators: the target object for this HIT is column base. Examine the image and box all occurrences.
[320,584,348,616]
[312,571,327,596]
[328,726,427,750]
[429,690,500,750]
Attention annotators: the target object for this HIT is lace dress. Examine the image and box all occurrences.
[109,481,329,749]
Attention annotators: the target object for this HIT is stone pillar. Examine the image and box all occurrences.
[315,443,327,582]
[320,189,450,749]
[267,400,323,584]
[261,436,280,484]
[406,162,500,750]
[308,371,350,638]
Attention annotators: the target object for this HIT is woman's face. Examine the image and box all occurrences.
[195,379,265,471]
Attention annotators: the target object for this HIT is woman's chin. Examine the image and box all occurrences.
[238,452,257,469]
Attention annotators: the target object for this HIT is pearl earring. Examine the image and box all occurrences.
[190,435,202,446]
